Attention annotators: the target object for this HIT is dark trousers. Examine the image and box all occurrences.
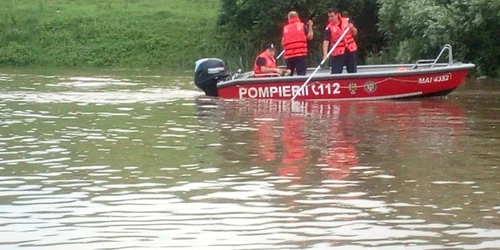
[344,51,357,73]
[330,51,358,74]
[330,54,345,74]
[286,56,307,76]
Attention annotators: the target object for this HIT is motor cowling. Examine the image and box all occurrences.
[194,58,230,96]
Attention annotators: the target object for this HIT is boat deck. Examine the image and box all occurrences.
[234,63,456,80]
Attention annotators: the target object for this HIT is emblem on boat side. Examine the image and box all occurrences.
[348,82,357,94]
[364,81,377,93]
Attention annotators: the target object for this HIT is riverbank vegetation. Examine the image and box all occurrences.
[1,0,498,77]
[0,0,221,70]
[219,0,499,77]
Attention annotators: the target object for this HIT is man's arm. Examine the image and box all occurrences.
[260,66,282,74]
[257,57,282,74]
[305,20,313,40]
[348,20,358,36]
[323,41,330,60]
[323,28,331,59]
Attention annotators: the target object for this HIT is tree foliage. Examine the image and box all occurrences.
[218,0,499,76]
[376,0,500,76]
[217,0,383,69]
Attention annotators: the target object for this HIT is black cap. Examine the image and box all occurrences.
[264,43,276,50]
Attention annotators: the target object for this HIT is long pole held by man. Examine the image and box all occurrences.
[291,27,351,101]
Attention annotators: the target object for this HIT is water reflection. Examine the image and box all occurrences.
[0,71,499,249]
[191,97,500,248]
[196,98,469,184]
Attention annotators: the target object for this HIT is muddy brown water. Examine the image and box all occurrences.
[0,68,499,249]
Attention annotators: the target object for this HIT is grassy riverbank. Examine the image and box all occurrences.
[0,0,223,70]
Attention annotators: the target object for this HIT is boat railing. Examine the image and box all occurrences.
[231,72,280,80]
[252,73,283,78]
[411,44,453,70]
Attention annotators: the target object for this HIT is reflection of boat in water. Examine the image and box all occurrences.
[194,97,467,182]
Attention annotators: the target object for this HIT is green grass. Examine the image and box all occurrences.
[0,0,223,70]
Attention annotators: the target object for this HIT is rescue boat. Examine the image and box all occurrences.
[193,44,474,101]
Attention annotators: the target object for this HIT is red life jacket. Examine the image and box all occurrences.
[253,51,277,75]
[328,17,358,56]
[282,17,308,59]
[341,17,357,53]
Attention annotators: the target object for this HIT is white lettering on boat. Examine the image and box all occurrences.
[311,83,341,95]
[238,83,340,98]
[247,87,258,98]
[418,73,451,84]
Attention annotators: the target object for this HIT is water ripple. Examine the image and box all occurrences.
[0,74,499,249]
[0,90,201,104]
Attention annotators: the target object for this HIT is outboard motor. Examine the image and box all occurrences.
[194,58,230,97]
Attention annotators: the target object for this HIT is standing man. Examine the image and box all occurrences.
[322,8,358,74]
[254,43,291,77]
[282,11,314,76]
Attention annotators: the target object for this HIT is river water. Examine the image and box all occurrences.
[0,68,499,250]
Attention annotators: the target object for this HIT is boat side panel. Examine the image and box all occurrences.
[217,69,471,100]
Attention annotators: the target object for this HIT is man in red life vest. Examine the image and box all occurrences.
[254,43,291,77]
[281,11,314,76]
[322,8,358,74]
